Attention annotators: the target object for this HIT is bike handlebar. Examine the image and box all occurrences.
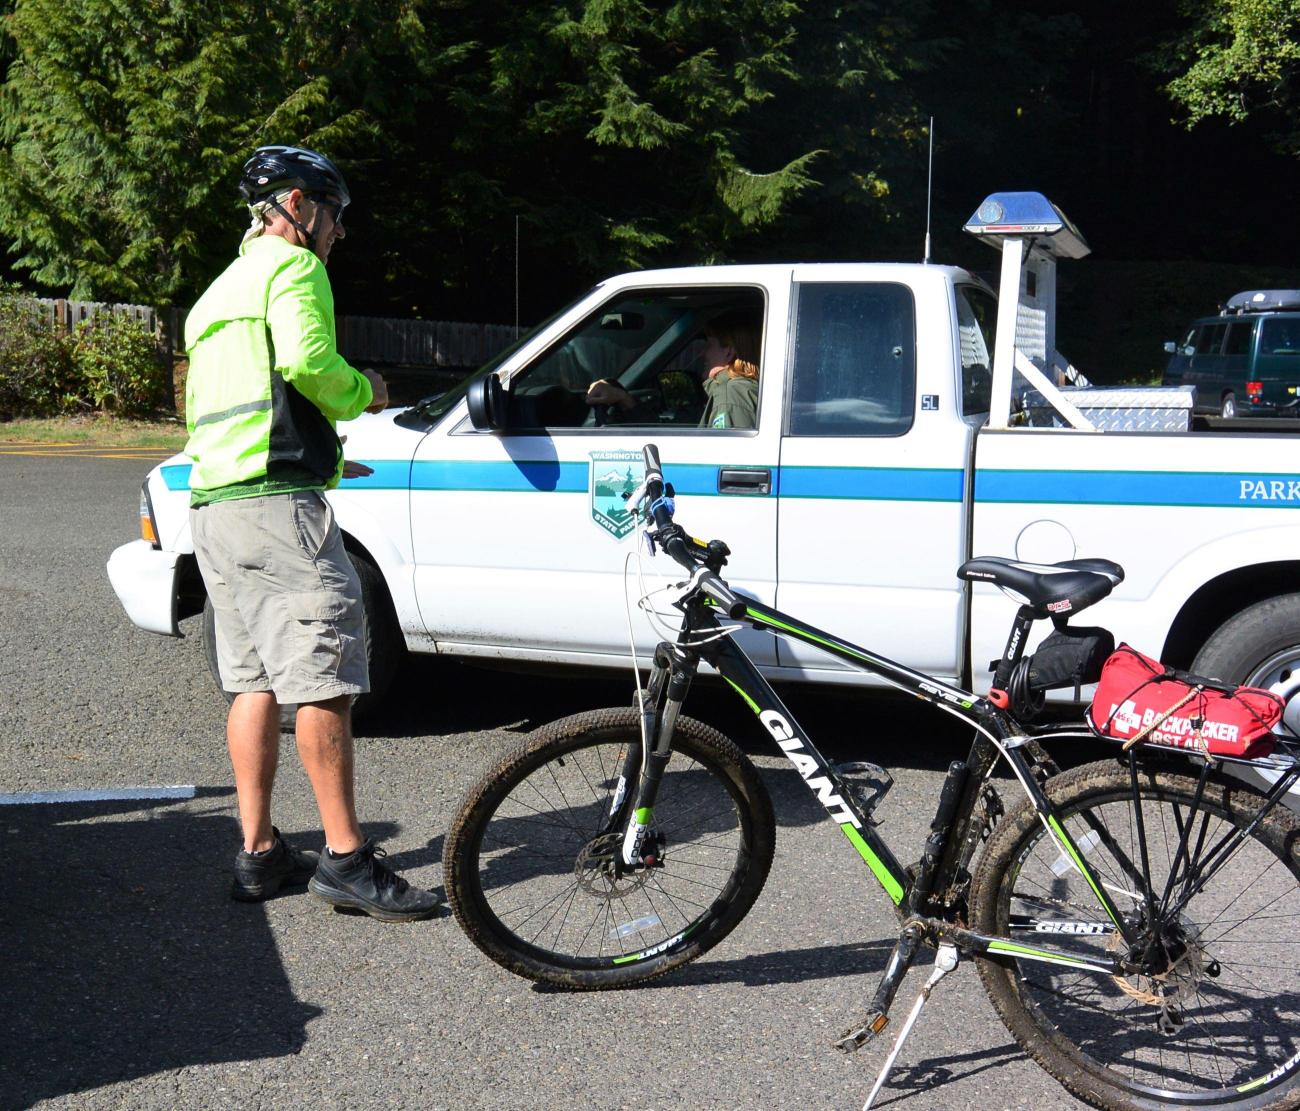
[641,443,747,620]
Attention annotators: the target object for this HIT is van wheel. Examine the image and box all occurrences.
[1192,593,1300,734]
[1220,391,1237,418]
[199,552,403,731]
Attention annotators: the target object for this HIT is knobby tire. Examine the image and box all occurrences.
[972,759,1300,1111]
[445,708,776,989]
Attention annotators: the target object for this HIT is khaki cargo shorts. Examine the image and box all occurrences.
[190,491,369,704]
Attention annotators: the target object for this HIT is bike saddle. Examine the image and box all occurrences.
[957,555,1124,618]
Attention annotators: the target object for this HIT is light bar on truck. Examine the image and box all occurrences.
[963,192,1090,259]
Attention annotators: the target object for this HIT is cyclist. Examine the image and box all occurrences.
[184,144,440,922]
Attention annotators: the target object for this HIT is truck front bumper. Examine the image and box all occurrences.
[106,540,183,636]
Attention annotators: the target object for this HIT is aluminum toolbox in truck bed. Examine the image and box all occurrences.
[1023,385,1196,432]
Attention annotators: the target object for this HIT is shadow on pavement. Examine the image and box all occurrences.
[0,789,322,1109]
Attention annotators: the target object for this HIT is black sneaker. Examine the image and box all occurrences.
[231,827,319,902]
[308,839,442,923]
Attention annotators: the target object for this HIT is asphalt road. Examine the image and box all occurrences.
[0,450,1088,1111]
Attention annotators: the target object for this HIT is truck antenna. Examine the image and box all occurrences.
[923,117,934,264]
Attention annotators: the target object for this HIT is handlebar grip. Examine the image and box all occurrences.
[699,569,747,620]
[642,443,663,487]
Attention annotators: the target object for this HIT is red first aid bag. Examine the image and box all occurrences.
[1086,645,1282,759]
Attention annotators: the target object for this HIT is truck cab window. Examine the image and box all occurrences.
[504,287,765,429]
[956,285,995,415]
[788,282,916,436]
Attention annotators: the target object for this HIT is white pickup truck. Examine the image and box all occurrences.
[108,192,1300,728]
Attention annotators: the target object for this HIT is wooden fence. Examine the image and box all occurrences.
[32,298,522,371]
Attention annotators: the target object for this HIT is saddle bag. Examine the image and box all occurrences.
[1086,644,1282,759]
[1025,625,1114,694]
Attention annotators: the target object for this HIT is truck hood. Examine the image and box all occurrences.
[153,406,428,478]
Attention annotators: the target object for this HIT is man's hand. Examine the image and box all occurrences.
[362,367,389,413]
[586,379,634,411]
[338,437,373,479]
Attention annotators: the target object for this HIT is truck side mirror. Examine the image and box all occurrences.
[1163,341,1177,354]
[466,373,506,430]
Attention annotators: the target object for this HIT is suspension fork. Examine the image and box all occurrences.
[618,642,701,867]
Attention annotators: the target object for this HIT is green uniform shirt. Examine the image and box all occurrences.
[183,235,372,506]
[701,372,759,429]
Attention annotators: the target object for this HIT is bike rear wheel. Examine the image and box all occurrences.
[445,707,775,989]
[972,759,1300,1110]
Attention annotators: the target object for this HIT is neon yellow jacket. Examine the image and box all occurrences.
[183,235,372,504]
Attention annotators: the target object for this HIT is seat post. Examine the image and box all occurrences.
[988,604,1037,709]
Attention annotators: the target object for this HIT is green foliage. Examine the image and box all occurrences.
[0,288,77,417]
[0,0,929,316]
[1163,0,1300,149]
[0,288,166,418]
[0,0,439,305]
[70,313,168,416]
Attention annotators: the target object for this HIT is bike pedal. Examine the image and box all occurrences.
[833,1010,889,1053]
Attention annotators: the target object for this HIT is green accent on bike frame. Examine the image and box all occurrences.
[746,607,872,664]
[841,823,905,904]
[1046,815,1124,929]
[743,606,974,709]
[634,807,652,823]
[723,662,906,904]
[724,676,760,714]
[986,939,1111,972]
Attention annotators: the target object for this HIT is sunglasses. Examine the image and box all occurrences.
[309,193,347,226]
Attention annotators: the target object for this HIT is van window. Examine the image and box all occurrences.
[1260,318,1300,356]
[1224,321,1254,357]
[956,285,995,415]
[1195,323,1227,355]
[788,282,916,437]
[505,287,765,429]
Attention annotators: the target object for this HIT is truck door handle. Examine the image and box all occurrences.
[718,467,771,495]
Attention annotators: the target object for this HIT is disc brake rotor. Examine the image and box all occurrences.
[574,832,653,898]
[1108,922,1207,1007]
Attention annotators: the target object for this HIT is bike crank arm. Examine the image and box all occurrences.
[861,944,961,1110]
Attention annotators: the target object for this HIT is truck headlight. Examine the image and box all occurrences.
[140,481,160,548]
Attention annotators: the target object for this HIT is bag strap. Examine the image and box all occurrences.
[1120,684,1205,754]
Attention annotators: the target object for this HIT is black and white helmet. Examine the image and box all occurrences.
[238,145,350,209]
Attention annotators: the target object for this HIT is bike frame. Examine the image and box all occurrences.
[617,585,1300,982]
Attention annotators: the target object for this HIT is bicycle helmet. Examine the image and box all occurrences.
[239,145,349,254]
[239,145,350,208]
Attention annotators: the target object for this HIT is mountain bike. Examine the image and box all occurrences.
[444,444,1300,1111]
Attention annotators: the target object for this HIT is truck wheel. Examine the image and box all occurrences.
[1220,391,1237,418]
[199,552,404,730]
[1192,593,1300,734]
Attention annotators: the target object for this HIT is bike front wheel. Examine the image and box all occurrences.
[445,707,776,989]
[972,759,1300,1110]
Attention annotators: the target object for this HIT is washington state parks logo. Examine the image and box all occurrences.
[590,450,644,539]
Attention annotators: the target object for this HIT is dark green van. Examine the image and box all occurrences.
[1162,290,1300,418]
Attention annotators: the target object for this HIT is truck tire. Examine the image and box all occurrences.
[1220,391,1237,418]
[200,551,404,730]
[1192,592,1300,732]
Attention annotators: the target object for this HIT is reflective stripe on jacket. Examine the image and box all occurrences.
[183,235,372,498]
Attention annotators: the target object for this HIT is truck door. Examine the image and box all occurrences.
[773,268,971,683]
[409,277,787,668]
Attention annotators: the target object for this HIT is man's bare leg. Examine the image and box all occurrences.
[296,694,364,854]
[227,691,281,853]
